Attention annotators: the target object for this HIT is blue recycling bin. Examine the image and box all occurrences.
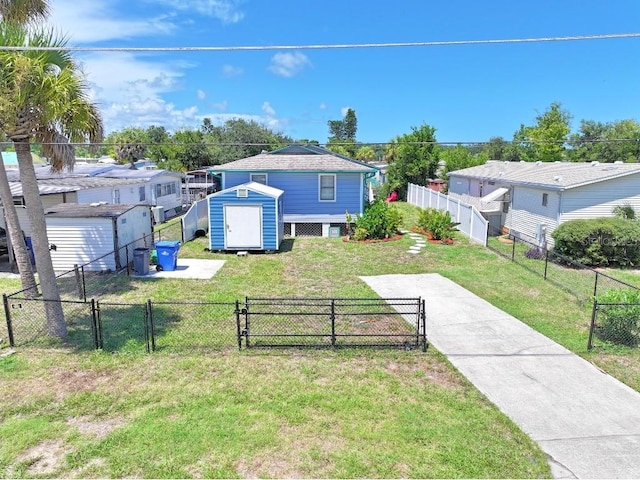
[155,240,181,271]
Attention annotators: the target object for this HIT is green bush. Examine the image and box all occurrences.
[552,217,640,267]
[597,289,640,347]
[417,208,459,241]
[348,200,403,240]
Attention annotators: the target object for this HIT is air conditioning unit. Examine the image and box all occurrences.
[151,206,165,224]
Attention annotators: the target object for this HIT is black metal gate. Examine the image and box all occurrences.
[237,297,427,350]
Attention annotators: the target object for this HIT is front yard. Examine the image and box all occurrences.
[1,202,640,477]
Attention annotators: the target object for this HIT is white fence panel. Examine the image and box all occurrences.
[407,183,488,246]
[181,198,209,242]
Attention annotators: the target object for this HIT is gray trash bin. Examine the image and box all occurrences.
[133,247,150,275]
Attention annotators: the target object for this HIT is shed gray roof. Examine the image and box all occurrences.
[212,145,378,173]
[447,161,640,190]
[45,203,144,218]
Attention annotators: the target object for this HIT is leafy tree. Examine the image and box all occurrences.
[483,136,509,161]
[569,119,640,163]
[145,125,173,163]
[327,108,357,156]
[439,145,487,178]
[171,129,213,171]
[0,0,48,23]
[0,22,103,338]
[203,118,291,164]
[510,103,572,162]
[383,124,440,200]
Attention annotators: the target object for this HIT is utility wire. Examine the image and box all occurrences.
[1,32,639,52]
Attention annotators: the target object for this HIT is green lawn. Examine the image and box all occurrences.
[1,201,638,478]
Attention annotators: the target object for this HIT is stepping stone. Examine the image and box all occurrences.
[408,246,422,251]
[400,229,410,234]
[415,241,427,246]
[407,250,420,254]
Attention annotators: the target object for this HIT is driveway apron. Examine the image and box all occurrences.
[361,273,640,479]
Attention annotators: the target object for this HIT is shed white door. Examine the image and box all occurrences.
[224,205,262,248]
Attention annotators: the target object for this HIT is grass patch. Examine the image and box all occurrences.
[4,201,640,477]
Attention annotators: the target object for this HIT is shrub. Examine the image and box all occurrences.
[347,200,403,240]
[417,208,459,241]
[597,289,640,347]
[551,217,640,267]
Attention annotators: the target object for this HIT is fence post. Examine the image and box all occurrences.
[244,296,250,348]
[330,299,336,347]
[90,299,99,350]
[235,300,242,350]
[421,298,427,352]
[511,236,516,261]
[588,300,598,350]
[94,300,104,350]
[143,300,150,354]
[3,294,15,347]
[74,265,83,301]
[81,266,87,302]
[147,299,156,352]
[593,272,599,298]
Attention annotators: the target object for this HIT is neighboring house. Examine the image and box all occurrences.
[184,168,219,203]
[209,144,378,236]
[208,182,284,251]
[45,203,152,272]
[448,160,640,246]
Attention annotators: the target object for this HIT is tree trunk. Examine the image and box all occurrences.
[0,157,38,296]
[14,141,67,339]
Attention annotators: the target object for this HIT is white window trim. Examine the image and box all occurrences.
[250,173,268,185]
[318,174,336,202]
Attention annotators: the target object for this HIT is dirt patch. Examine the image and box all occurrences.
[385,360,464,389]
[67,415,126,439]
[14,439,70,476]
[67,457,106,479]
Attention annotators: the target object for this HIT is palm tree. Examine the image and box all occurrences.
[0,23,103,338]
[0,0,50,295]
[0,0,49,23]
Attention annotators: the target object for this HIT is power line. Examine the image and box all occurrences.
[1,32,639,52]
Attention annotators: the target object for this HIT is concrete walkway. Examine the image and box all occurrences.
[361,273,640,479]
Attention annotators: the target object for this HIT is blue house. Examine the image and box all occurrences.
[209,145,378,236]
[208,182,284,251]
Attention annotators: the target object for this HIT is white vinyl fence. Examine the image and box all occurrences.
[181,198,209,242]
[407,183,488,246]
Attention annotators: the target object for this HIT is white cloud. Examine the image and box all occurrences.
[341,106,352,117]
[268,52,312,78]
[50,0,176,43]
[76,52,200,132]
[154,0,244,23]
[222,65,244,77]
[262,102,276,117]
[197,89,206,100]
[319,103,327,110]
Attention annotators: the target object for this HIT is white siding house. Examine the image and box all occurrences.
[45,203,152,272]
[448,161,640,247]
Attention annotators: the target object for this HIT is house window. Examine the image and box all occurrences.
[251,173,267,185]
[114,189,121,204]
[319,174,336,202]
[542,193,548,207]
[139,186,146,202]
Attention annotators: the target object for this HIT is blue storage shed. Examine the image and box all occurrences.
[208,182,284,251]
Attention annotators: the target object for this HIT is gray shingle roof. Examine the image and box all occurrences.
[9,177,144,197]
[45,203,141,218]
[447,161,640,190]
[212,146,378,173]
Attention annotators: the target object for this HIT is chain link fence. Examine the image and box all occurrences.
[589,301,640,349]
[487,233,640,305]
[240,297,426,350]
[3,297,426,353]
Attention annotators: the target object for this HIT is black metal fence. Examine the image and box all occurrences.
[238,297,427,350]
[3,297,426,353]
[589,301,640,350]
[486,233,640,304]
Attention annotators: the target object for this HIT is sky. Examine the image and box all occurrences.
[45,0,640,145]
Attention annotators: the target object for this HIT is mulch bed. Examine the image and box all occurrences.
[342,234,404,243]
[410,227,454,245]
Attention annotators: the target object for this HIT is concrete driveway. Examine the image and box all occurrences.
[362,273,640,479]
